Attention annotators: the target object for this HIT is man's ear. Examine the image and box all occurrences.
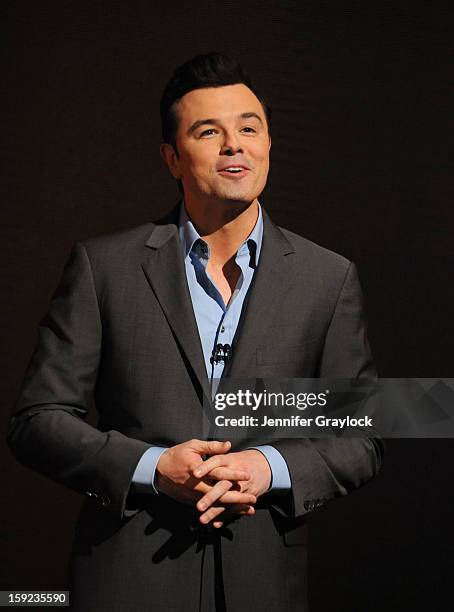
[268,136,272,152]
[160,143,181,179]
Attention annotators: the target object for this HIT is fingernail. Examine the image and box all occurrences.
[194,469,202,477]
[199,503,206,511]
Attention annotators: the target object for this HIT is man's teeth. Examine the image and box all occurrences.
[225,167,243,173]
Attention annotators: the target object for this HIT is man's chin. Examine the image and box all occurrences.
[214,191,258,208]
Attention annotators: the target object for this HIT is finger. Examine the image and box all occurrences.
[199,504,227,524]
[197,480,233,512]
[203,467,250,482]
[218,490,256,505]
[193,454,226,478]
[212,505,255,529]
[191,439,231,456]
[185,476,255,506]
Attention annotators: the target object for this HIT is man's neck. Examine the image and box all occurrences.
[184,198,259,268]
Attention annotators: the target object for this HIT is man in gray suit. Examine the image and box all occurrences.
[8,53,383,611]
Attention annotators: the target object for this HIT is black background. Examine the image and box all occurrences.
[1,2,453,610]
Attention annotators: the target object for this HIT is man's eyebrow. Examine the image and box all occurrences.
[187,118,221,135]
[239,112,263,124]
[187,112,264,135]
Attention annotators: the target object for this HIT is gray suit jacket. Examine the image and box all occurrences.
[8,204,383,611]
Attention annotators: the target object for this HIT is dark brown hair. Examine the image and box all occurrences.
[160,52,271,150]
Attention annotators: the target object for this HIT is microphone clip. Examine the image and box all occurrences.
[210,343,232,365]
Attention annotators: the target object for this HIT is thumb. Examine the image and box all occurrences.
[191,439,231,455]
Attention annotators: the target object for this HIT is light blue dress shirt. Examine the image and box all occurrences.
[132,202,291,494]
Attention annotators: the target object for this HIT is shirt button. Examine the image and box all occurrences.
[220,326,225,333]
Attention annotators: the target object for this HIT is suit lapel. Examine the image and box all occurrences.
[225,209,295,378]
[141,205,295,402]
[141,206,212,402]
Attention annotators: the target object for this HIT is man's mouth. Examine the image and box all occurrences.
[217,165,250,177]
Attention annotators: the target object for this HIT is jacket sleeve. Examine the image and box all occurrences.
[270,262,384,518]
[7,242,152,519]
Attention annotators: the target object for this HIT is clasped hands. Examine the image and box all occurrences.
[155,439,271,528]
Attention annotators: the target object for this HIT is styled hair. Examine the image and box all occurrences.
[160,52,271,150]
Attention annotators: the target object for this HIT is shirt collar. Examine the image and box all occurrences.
[178,200,263,267]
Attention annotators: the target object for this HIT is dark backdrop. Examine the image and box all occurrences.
[2,2,453,610]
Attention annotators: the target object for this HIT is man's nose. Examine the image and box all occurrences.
[220,131,243,155]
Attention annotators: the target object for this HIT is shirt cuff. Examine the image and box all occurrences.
[131,446,168,494]
[249,445,292,493]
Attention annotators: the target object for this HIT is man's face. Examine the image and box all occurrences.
[161,84,271,208]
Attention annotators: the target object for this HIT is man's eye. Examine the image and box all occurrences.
[200,129,216,137]
[241,127,256,133]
